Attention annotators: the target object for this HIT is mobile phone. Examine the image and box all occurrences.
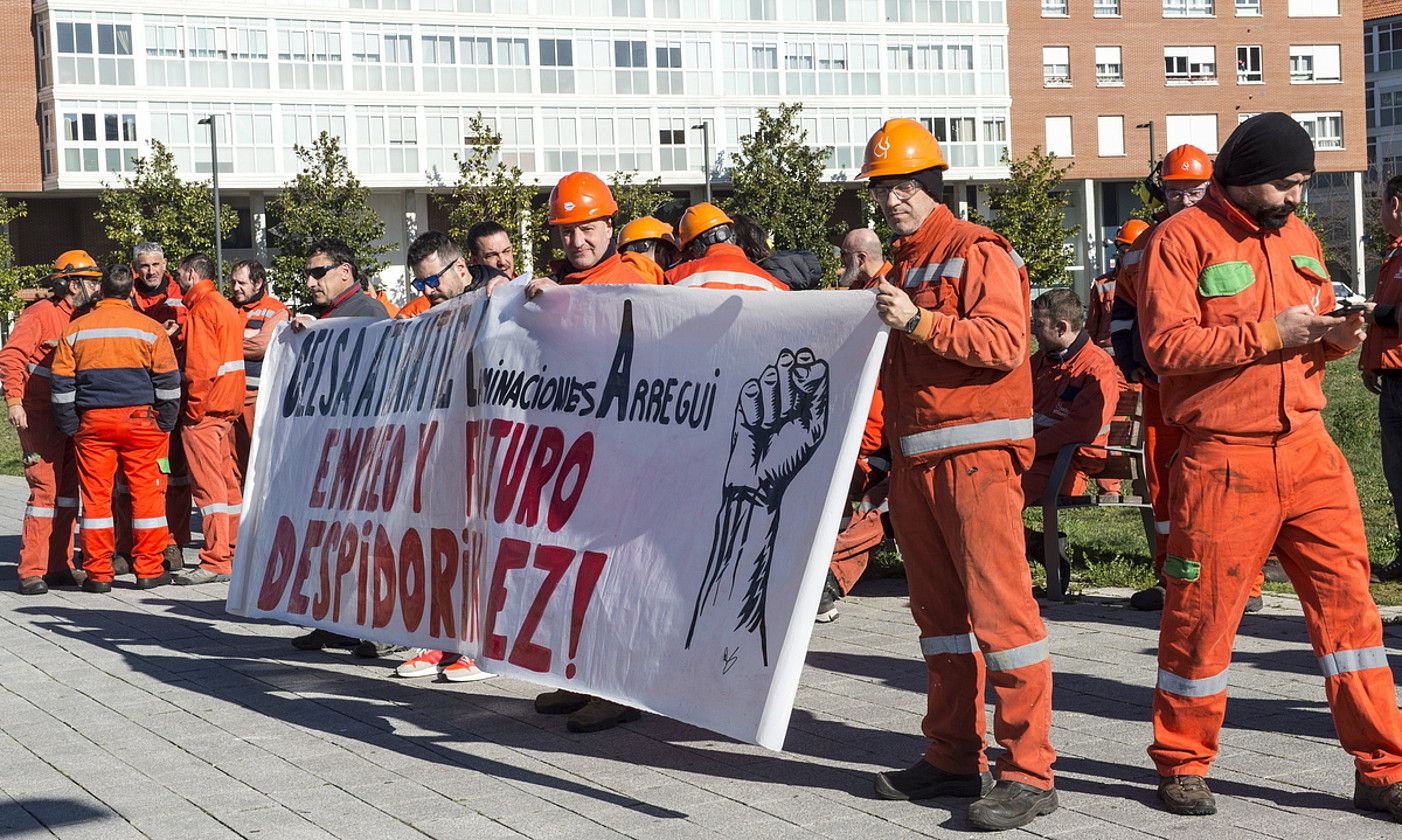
[1326,303,1366,317]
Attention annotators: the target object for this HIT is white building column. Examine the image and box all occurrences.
[1353,170,1367,295]
[250,192,268,265]
[1079,177,1097,301]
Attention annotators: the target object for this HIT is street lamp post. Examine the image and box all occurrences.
[197,114,223,292]
[691,122,711,203]
[1135,120,1157,172]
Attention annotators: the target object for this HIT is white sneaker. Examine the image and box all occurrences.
[395,648,450,678]
[442,657,495,683]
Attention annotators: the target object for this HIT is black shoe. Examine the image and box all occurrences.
[1157,774,1216,816]
[82,579,113,594]
[352,640,408,659]
[291,629,359,651]
[110,554,132,576]
[1354,771,1402,820]
[162,545,185,572]
[535,689,593,715]
[1262,556,1289,583]
[1373,555,1402,584]
[566,699,641,733]
[43,568,85,588]
[1243,595,1263,613]
[874,760,994,801]
[816,572,841,623]
[1130,585,1165,611]
[134,572,171,590]
[18,577,48,596]
[967,781,1058,830]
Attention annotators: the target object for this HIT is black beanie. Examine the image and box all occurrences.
[1215,112,1315,187]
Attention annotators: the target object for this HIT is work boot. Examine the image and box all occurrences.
[874,760,994,801]
[162,545,185,572]
[1157,774,1216,816]
[535,689,592,715]
[43,568,86,588]
[291,629,358,651]
[1373,555,1402,584]
[566,698,641,733]
[174,568,231,586]
[353,640,408,659]
[81,578,113,594]
[816,571,842,623]
[1243,595,1263,613]
[18,577,48,596]
[1353,771,1402,821]
[1130,585,1165,611]
[967,781,1058,830]
[1262,556,1289,583]
[110,554,132,576]
[134,572,172,590]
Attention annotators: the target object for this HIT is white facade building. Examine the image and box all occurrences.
[34,0,1012,288]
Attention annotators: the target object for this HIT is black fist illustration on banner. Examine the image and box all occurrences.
[686,348,830,668]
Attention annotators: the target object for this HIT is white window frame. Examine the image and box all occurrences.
[1164,45,1216,85]
[1293,111,1343,149]
[1097,115,1124,157]
[1041,0,1068,16]
[1093,0,1119,15]
[1289,44,1341,83]
[1163,0,1214,16]
[1236,44,1262,83]
[1045,115,1072,157]
[1042,45,1070,86]
[1287,0,1339,16]
[1095,45,1122,85]
[1165,113,1219,153]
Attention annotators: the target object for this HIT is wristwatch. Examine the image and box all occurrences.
[903,310,923,334]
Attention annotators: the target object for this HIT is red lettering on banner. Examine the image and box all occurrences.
[494,423,538,524]
[398,528,426,633]
[460,528,484,643]
[372,524,396,628]
[429,528,458,639]
[356,521,372,624]
[311,521,341,621]
[330,427,365,509]
[516,426,563,528]
[508,544,575,672]
[256,516,298,610]
[412,421,439,513]
[379,426,406,512]
[483,537,531,659]
[287,519,326,615]
[332,523,358,623]
[308,430,339,508]
[566,551,608,679]
[549,433,593,532]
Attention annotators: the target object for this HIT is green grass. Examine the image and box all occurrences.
[0,422,19,477]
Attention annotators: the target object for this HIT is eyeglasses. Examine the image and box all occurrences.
[303,262,345,280]
[1165,186,1208,201]
[411,257,462,293]
[868,178,923,202]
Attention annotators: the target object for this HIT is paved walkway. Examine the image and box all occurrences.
[0,474,1399,839]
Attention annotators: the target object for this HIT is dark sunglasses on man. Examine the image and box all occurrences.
[303,262,345,280]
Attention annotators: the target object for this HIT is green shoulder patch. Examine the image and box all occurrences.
[1290,255,1328,280]
[1198,261,1255,298]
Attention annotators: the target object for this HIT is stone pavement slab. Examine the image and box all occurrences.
[0,474,1399,838]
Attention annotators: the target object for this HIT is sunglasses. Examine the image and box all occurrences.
[303,262,345,280]
[412,257,462,293]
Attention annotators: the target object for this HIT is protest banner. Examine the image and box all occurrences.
[227,284,886,749]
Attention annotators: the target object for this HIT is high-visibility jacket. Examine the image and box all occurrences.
[665,243,789,291]
[396,295,432,319]
[131,274,186,330]
[239,292,290,392]
[1031,331,1121,468]
[181,278,246,423]
[0,298,78,410]
[1362,236,1402,373]
[883,203,1034,466]
[373,288,400,318]
[1086,269,1117,351]
[50,299,181,434]
[1140,184,1348,443]
[1109,228,1157,380]
[854,261,894,291]
[552,250,665,286]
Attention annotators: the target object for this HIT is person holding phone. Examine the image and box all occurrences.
[1361,174,1402,583]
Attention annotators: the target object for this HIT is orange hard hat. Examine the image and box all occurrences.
[549,172,618,226]
[1160,144,1213,182]
[860,118,947,179]
[618,216,674,248]
[51,249,101,279]
[677,202,734,248]
[1114,219,1151,246]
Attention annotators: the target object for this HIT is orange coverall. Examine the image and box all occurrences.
[0,298,81,580]
[127,273,190,549]
[180,279,247,576]
[1140,184,1402,787]
[884,203,1054,790]
[51,300,181,582]
[234,292,289,481]
[1085,269,1117,351]
[665,242,789,291]
[552,250,665,286]
[1023,331,1121,502]
[396,294,432,320]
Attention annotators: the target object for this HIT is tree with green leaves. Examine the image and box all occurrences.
[724,103,842,276]
[440,114,546,274]
[970,147,1080,288]
[95,140,237,267]
[266,133,391,305]
[0,197,31,325]
[609,170,667,226]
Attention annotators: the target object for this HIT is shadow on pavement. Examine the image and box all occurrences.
[1,796,114,831]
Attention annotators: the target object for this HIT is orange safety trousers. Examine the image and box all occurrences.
[1150,423,1402,784]
[183,415,241,575]
[74,407,170,581]
[233,391,256,484]
[16,412,79,579]
[888,448,1056,789]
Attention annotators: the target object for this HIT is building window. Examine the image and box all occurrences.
[55,18,134,85]
[539,37,574,93]
[1293,112,1343,149]
[1097,115,1124,157]
[613,40,647,94]
[61,103,139,173]
[721,0,776,18]
[1235,0,1260,14]
[1042,46,1070,86]
[1095,46,1122,85]
[1165,113,1219,153]
[1289,45,1341,83]
[1236,45,1262,83]
[1287,0,1338,15]
[1041,0,1067,16]
[1163,0,1213,15]
[1045,116,1072,157]
[1094,0,1119,15]
[1164,46,1216,84]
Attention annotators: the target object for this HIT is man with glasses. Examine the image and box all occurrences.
[299,238,391,321]
[861,118,1057,831]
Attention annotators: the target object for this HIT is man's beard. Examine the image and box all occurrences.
[840,263,862,287]
[1255,204,1295,231]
